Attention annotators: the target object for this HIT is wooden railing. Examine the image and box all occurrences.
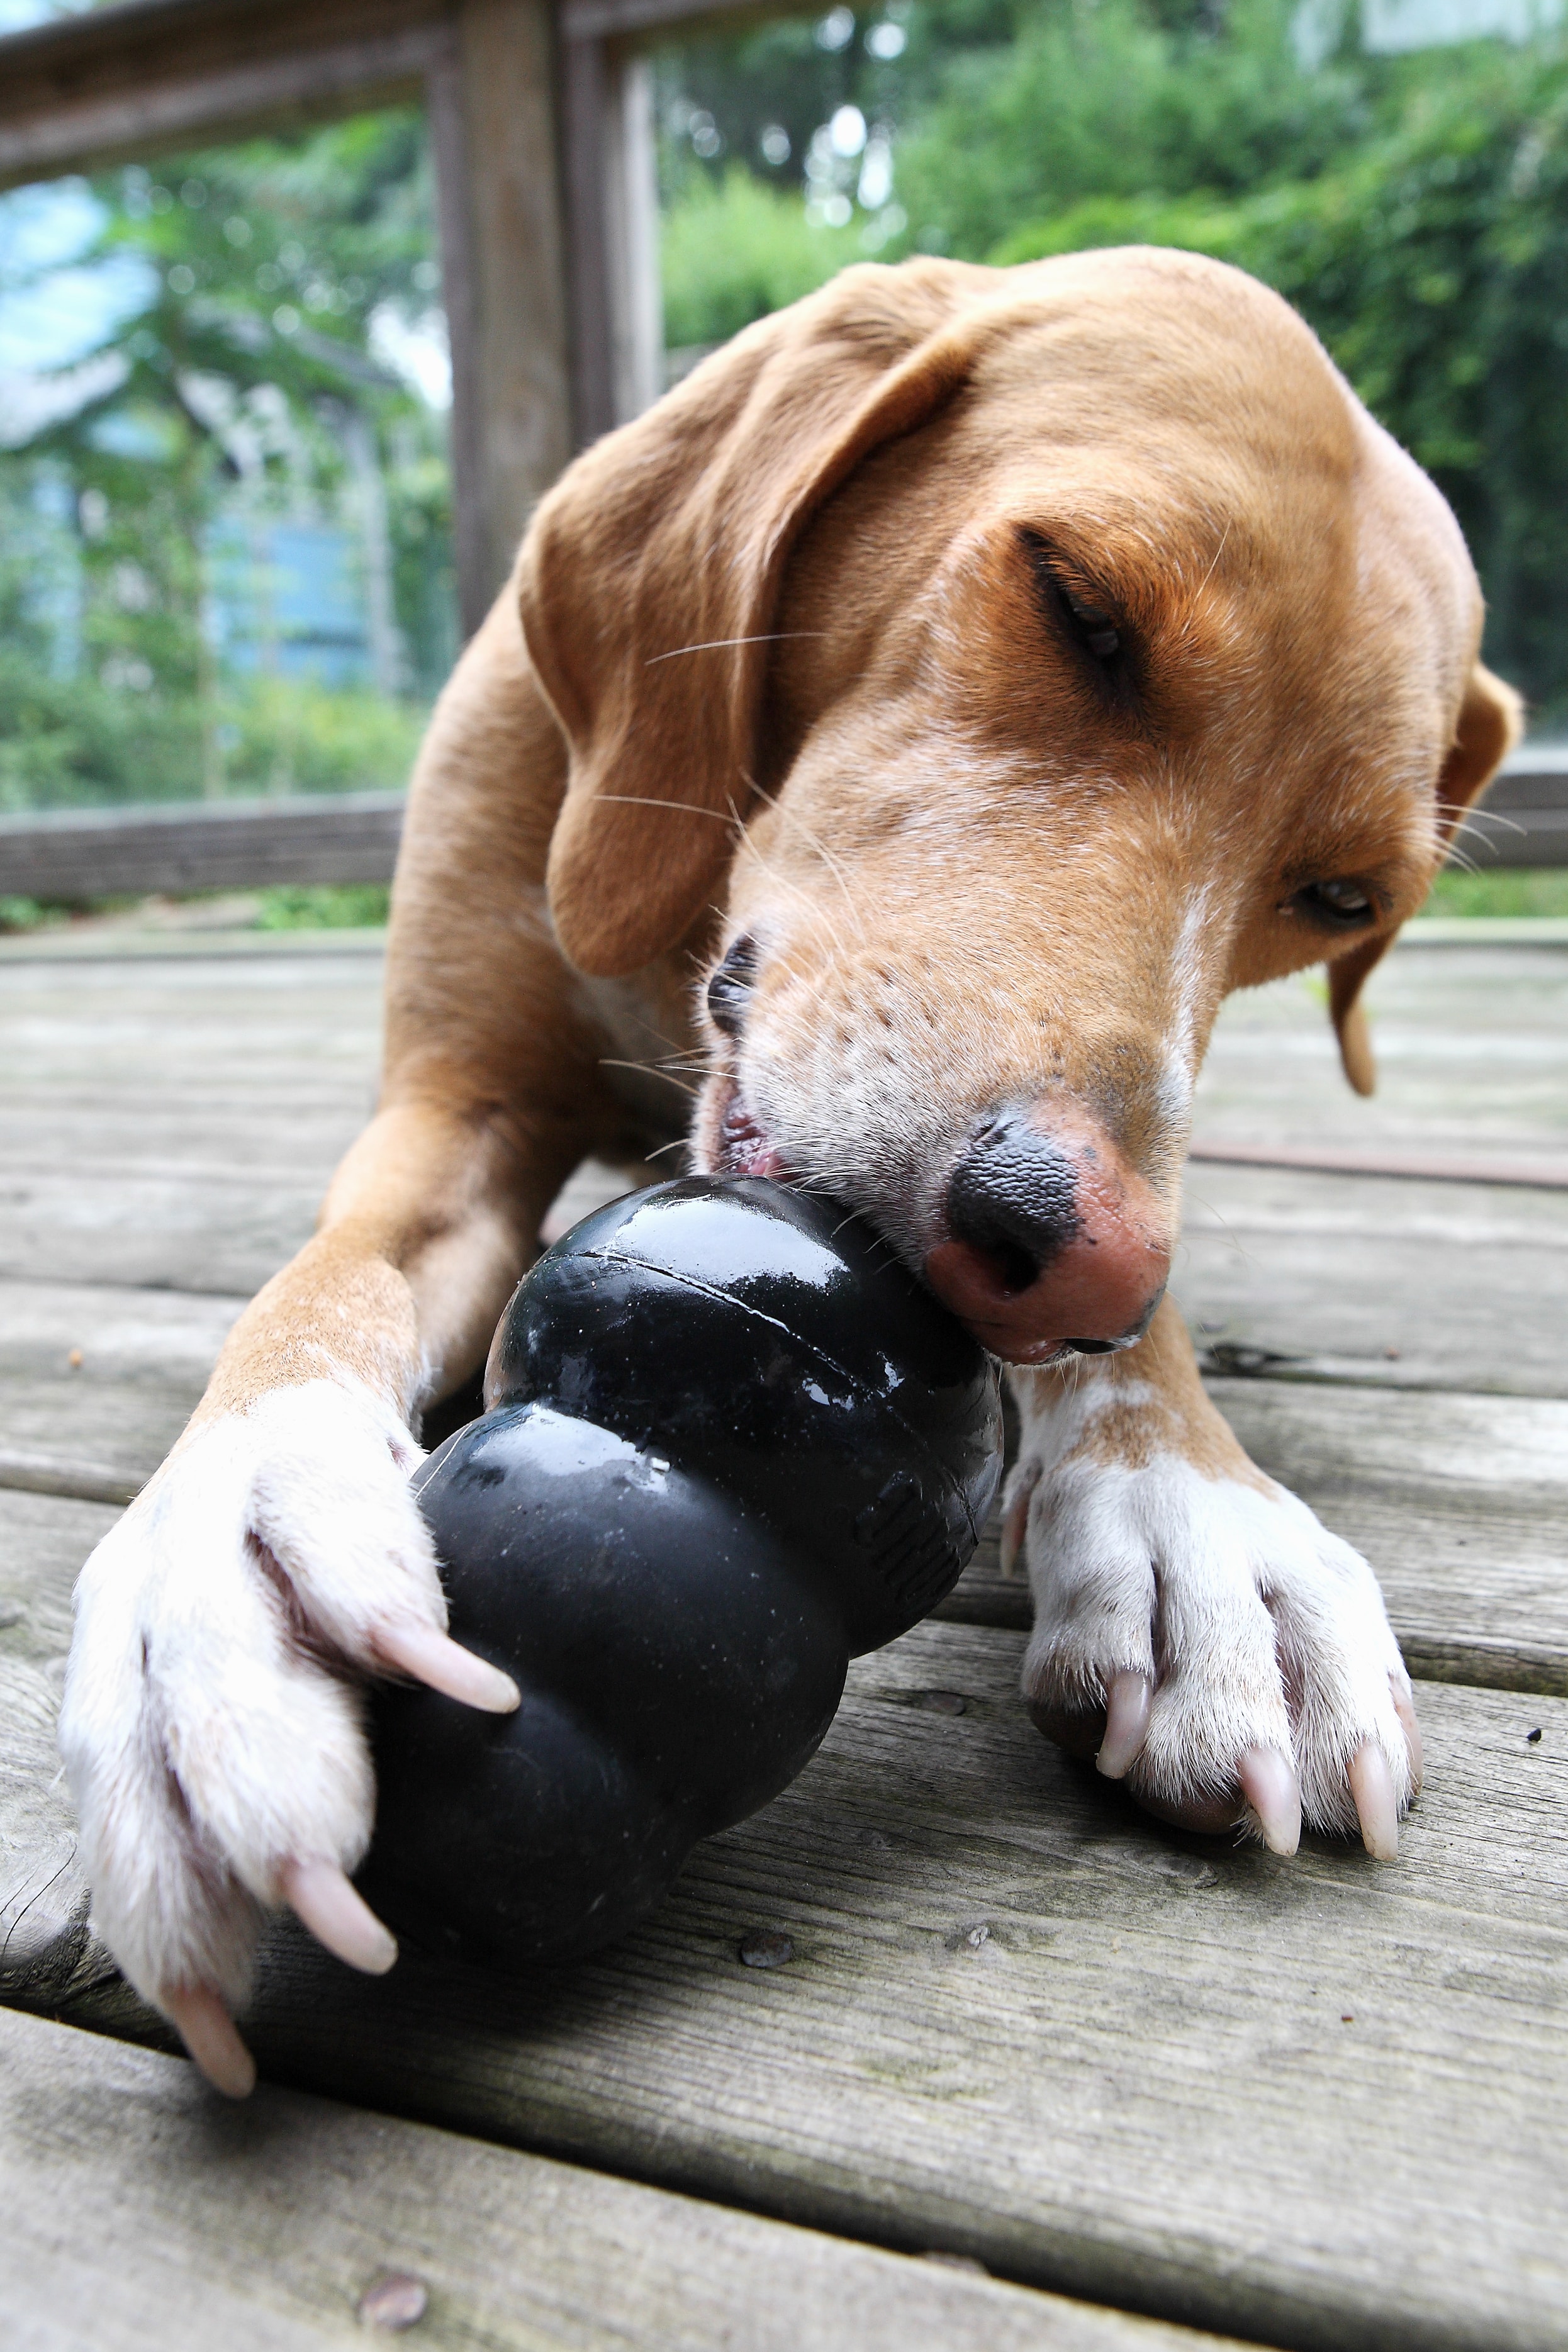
[2,751,1563,904]
[0,792,408,901]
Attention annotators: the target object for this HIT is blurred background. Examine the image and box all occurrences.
[3,0,1567,922]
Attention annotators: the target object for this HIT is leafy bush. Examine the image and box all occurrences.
[0,650,423,813]
[0,105,455,813]
[1424,866,1568,915]
[218,680,425,799]
[661,168,860,351]
[0,647,204,812]
[660,1,1568,722]
[255,882,391,927]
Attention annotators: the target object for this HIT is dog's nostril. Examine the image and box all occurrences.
[1066,1280,1167,1357]
[945,1111,1081,1293]
[977,1238,1039,1297]
[706,934,758,1038]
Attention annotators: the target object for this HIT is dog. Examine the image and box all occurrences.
[59,247,1520,2096]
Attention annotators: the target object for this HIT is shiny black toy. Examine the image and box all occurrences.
[359,1176,1003,1969]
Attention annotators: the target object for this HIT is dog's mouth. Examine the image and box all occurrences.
[709,1076,791,1181]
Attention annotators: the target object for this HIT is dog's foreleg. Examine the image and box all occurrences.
[59,585,627,2090]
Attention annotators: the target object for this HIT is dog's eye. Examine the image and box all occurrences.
[1292,878,1377,928]
[1060,586,1120,660]
[1022,532,1124,666]
[706,934,758,1036]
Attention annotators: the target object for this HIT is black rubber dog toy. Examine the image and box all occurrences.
[359,1175,1002,1969]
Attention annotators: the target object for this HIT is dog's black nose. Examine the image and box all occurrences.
[926,1102,1170,1363]
[706,934,758,1038]
[944,1111,1082,1296]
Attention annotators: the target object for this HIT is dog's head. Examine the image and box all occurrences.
[520,249,1519,1364]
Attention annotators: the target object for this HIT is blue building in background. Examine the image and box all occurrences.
[208,519,375,690]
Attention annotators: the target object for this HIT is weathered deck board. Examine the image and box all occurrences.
[0,1488,115,1654]
[6,940,1567,1392]
[0,1277,245,1382]
[0,2010,1246,2352]
[50,1625,1568,2352]
[12,1161,1557,1389]
[3,929,1565,2352]
[0,949,378,1293]
[0,1496,113,2002]
[1176,1163,1568,1397]
[1191,938,1568,1156]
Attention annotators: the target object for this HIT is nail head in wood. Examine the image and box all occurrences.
[739,1930,794,1969]
[357,2271,428,2330]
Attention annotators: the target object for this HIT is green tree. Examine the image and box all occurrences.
[0,105,452,810]
[659,1,1568,719]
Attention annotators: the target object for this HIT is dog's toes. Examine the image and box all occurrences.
[165,1985,257,2099]
[60,1408,393,2020]
[1130,1743,1302,1846]
[1017,1452,1421,1859]
[1265,1521,1418,1844]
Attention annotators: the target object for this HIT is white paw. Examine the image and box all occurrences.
[57,1378,515,2088]
[1009,1442,1420,1856]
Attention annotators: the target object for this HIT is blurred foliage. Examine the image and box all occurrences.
[254,882,392,928]
[0,646,425,812]
[1423,865,1568,913]
[0,106,453,810]
[0,880,392,933]
[663,169,860,350]
[658,0,1568,719]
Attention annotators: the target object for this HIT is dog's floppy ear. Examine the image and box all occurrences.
[518,261,985,977]
[1331,659,1522,1095]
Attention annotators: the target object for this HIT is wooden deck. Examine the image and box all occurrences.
[2,920,1565,2351]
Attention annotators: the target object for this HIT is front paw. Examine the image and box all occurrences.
[1011,1449,1421,1857]
[57,1378,517,2092]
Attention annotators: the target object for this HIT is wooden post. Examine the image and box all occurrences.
[0,0,673,641]
[560,28,663,451]
[609,53,664,424]
[426,0,575,639]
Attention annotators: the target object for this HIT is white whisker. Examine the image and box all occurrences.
[598,1058,700,1096]
[644,632,826,666]
[598,793,737,823]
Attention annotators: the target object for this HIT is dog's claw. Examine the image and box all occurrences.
[1095,1670,1152,1778]
[282,1857,398,1974]
[1389,1671,1423,1795]
[375,1618,520,1712]
[165,1985,257,2100]
[1349,1740,1399,1860]
[1238,1746,1301,1855]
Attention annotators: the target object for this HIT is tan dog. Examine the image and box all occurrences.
[59,248,1519,2097]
